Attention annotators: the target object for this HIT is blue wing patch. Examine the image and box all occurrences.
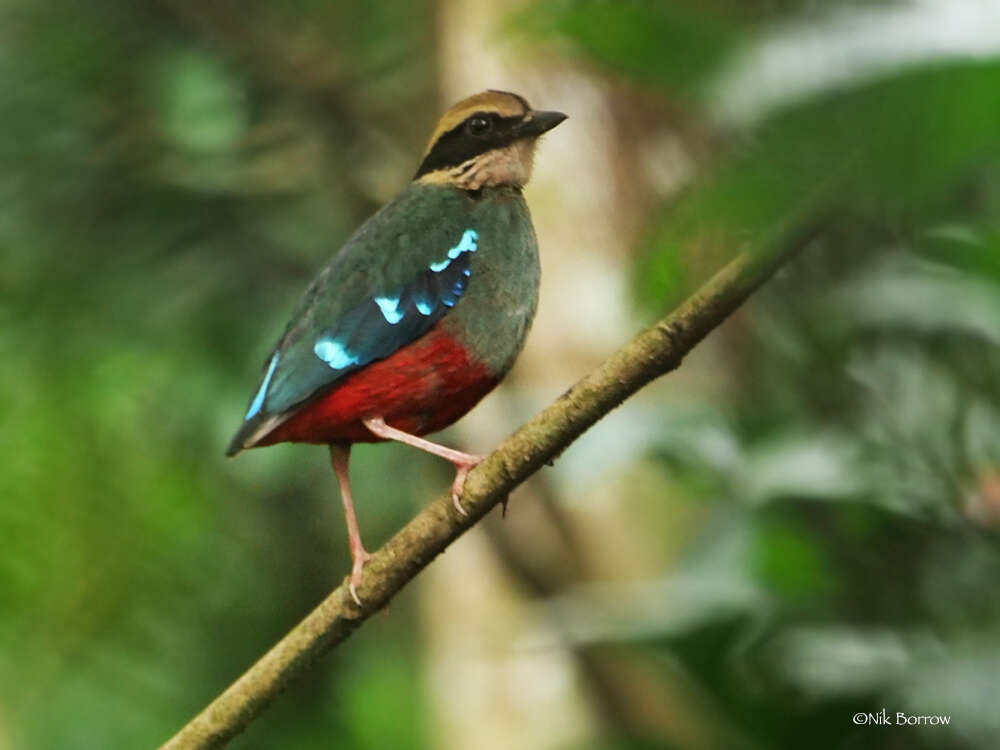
[230,227,479,455]
[313,338,361,370]
[373,296,405,324]
[312,229,477,372]
[244,351,279,420]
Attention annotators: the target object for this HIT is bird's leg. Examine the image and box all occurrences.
[362,417,482,516]
[329,443,370,606]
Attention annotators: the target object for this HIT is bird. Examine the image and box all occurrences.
[226,90,566,604]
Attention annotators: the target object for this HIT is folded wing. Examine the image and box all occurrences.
[227,227,478,455]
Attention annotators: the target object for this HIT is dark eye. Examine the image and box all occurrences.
[466,116,492,136]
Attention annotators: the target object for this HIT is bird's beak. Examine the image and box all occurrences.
[517,110,568,137]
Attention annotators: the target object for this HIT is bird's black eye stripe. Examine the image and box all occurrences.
[415,113,526,178]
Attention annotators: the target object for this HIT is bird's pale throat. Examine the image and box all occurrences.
[418,139,538,190]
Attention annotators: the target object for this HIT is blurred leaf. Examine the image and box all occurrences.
[517,0,737,93]
[920,222,1000,284]
[895,636,1000,745]
[830,255,1000,345]
[755,520,838,604]
[535,517,767,647]
[766,626,911,697]
[151,48,248,153]
[636,60,1000,310]
[742,434,864,505]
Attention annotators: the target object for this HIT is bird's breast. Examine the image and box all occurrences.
[442,189,540,378]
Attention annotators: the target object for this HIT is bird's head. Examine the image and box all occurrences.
[415,90,566,190]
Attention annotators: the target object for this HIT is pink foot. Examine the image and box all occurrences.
[450,454,484,516]
[361,417,485,517]
[348,547,372,606]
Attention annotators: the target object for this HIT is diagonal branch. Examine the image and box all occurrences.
[159,212,826,750]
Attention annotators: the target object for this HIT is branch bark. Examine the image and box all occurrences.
[159,215,824,750]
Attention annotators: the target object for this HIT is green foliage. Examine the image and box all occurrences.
[1,0,437,747]
[517,1,735,94]
[522,2,1000,749]
[635,59,1000,309]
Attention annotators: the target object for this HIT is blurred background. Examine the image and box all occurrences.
[3,0,1000,748]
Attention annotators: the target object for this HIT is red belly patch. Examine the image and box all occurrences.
[256,321,497,446]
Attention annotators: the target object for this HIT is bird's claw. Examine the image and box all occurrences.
[450,456,483,517]
[348,549,371,606]
[451,466,471,516]
[451,465,471,516]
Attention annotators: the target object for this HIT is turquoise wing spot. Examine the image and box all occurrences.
[374,295,404,324]
[311,228,478,374]
[245,352,279,420]
[314,337,361,370]
[242,228,482,426]
[429,229,477,272]
[449,229,478,258]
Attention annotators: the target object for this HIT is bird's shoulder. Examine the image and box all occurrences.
[292,183,478,324]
